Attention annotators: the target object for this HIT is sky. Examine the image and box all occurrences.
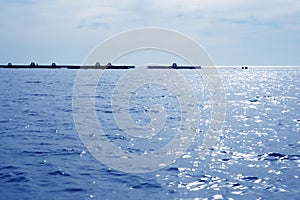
[0,0,299,66]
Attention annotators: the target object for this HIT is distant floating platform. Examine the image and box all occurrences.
[0,62,202,70]
[66,65,135,69]
[148,65,202,69]
[0,64,135,69]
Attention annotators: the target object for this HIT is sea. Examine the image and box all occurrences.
[0,67,299,200]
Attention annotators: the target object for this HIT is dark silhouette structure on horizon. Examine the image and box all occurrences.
[0,62,203,70]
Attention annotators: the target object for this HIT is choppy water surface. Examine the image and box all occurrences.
[0,67,299,199]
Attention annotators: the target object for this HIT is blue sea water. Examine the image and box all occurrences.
[0,67,299,200]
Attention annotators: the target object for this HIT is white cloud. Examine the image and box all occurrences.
[0,0,299,65]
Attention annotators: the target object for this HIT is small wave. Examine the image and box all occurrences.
[19,150,49,156]
[259,152,289,161]
[231,183,242,187]
[19,148,82,157]
[166,167,180,173]
[105,134,126,140]
[7,176,28,183]
[287,155,300,161]
[0,174,11,180]
[104,168,127,177]
[63,188,85,192]
[126,148,146,154]
[0,165,19,170]
[267,152,286,158]
[241,176,260,181]
[52,148,81,156]
[26,93,55,97]
[131,182,162,190]
[48,170,71,177]
[12,98,29,102]
[221,158,230,162]
[0,119,10,123]
[0,170,29,183]
[25,81,42,84]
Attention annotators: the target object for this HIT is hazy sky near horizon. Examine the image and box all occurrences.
[0,0,299,65]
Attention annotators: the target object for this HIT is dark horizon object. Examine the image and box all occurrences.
[95,62,101,67]
[0,62,135,69]
[148,62,202,69]
[0,62,203,69]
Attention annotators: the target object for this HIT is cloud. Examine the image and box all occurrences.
[3,0,298,34]
[0,0,299,65]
